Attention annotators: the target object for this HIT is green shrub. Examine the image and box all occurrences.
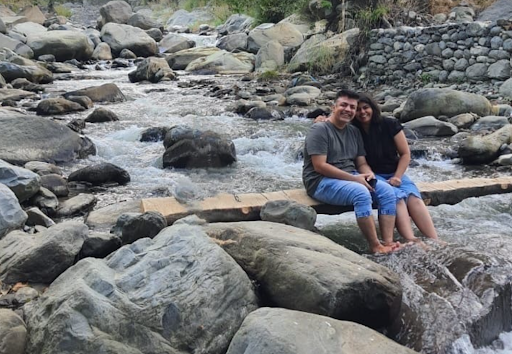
[54,4,72,18]
[306,45,335,75]
[257,70,280,81]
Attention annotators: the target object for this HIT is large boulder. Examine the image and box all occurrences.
[216,33,248,52]
[499,77,512,99]
[165,8,214,28]
[255,39,284,72]
[166,46,220,70]
[24,223,258,354]
[217,14,254,35]
[128,56,176,83]
[477,0,512,21]
[26,30,94,61]
[0,309,27,354]
[163,126,237,169]
[226,308,418,354]
[68,162,130,186]
[0,159,40,202]
[0,183,27,239]
[85,199,140,229]
[12,22,46,37]
[127,12,161,30]
[185,50,254,74]
[459,125,512,164]
[36,97,85,115]
[247,22,304,54]
[0,61,52,83]
[205,221,402,329]
[100,23,157,57]
[400,89,495,122]
[0,113,95,165]
[0,222,88,284]
[18,5,46,25]
[91,42,112,60]
[403,116,458,136]
[159,33,195,54]
[99,0,133,27]
[0,33,33,58]
[63,83,126,102]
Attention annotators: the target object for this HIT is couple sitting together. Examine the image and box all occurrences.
[303,89,439,254]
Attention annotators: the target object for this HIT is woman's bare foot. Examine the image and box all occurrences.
[371,242,403,254]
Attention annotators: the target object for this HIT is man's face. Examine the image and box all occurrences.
[333,95,357,124]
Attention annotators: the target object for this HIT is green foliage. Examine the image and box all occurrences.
[320,0,332,10]
[257,70,279,81]
[356,4,389,27]
[419,72,432,84]
[183,0,207,11]
[54,4,71,18]
[222,0,308,23]
[306,45,335,75]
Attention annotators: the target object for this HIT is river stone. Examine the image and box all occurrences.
[470,116,510,132]
[498,78,512,99]
[488,60,510,80]
[166,46,220,70]
[245,107,284,120]
[12,22,46,38]
[260,200,316,230]
[11,77,43,92]
[0,221,87,283]
[0,159,40,202]
[163,128,237,169]
[0,61,52,84]
[99,0,133,27]
[18,5,46,25]
[448,113,478,129]
[165,8,214,28]
[14,286,39,305]
[0,309,27,354]
[26,30,94,61]
[119,211,167,244]
[159,33,195,54]
[226,308,418,354]
[24,223,258,354]
[28,187,58,216]
[85,199,141,230]
[25,207,55,227]
[80,231,122,259]
[459,125,512,164]
[403,116,458,137]
[205,221,402,329]
[186,50,254,74]
[100,23,157,57]
[216,33,247,52]
[128,57,176,83]
[92,42,113,60]
[119,48,136,59]
[0,88,36,101]
[400,89,495,122]
[68,162,130,186]
[247,22,304,54]
[36,97,85,115]
[140,126,169,142]
[0,183,27,239]
[145,28,163,42]
[497,154,512,165]
[127,13,160,30]
[85,107,119,123]
[64,83,126,102]
[217,14,254,35]
[56,193,97,217]
[0,33,33,58]
[39,173,68,197]
[255,40,284,72]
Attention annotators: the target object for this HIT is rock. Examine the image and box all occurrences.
[140,126,169,142]
[466,63,488,81]
[0,33,33,58]
[100,23,157,57]
[217,14,254,35]
[99,0,133,27]
[186,50,254,74]
[403,116,458,137]
[13,286,39,304]
[18,5,46,25]
[127,12,160,30]
[28,187,58,216]
[0,159,40,202]
[25,207,55,227]
[255,40,284,72]
[245,107,284,120]
[477,0,512,21]
[68,162,130,186]
[63,83,126,102]
[85,107,119,123]
[39,173,68,197]
[24,161,62,176]
[0,309,27,354]
[24,223,258,354]
[0,221,87,283]
[91,42,113,60]
[145,28,162,42]
[498,78,512,99]
[285,85,321,106]
[12,22,46,38]
[205,221,402,328]
[166,46,220,70]
[11,77,43,92]
[448,113,478,129]
[247,22,304,54]
[0,183,27,239]
[36,97,85,115]
[85,199,140,229]
[260,200,316,230]
[56,194,97,217]
[118,211,167,244]
[449,6,475,22]
[163,127,237,168]
[226,308,418,354]
[128,56,176,83]
[0,88,35,101]
[471,116,509,132]
[216,33,247,52]
[66,95,94,109]
[459,125,512,164]
[80,231,121,258]
[119,48,136,59]
[497,154,512,166]
[232,99,266,114]
[0,61,52,84]
[400,89,494,122]
[488,59,510,80]
[26,31,94,61]
[159,33,195,54]
[166,8,214,28]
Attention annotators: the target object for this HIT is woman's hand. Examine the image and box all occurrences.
[388,176,402,186]
[314,115,328,123]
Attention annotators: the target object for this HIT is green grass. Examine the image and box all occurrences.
[54,4,71,18]
[257,70,280,81]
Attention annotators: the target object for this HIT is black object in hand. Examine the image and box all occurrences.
[368,178,377,188]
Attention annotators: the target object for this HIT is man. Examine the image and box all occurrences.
[302,89,399,254]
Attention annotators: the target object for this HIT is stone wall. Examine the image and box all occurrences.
[365,20,512,83]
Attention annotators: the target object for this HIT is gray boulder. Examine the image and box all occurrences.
[56,193,97,217]
[0,33,33,58]
[85,107,119,123]
[145,28,162,41]
[0,309,27,354]
[0,61,52,84]
[127,12,161,30]
[39,173,68,197]
[470,116,510,132]
[403,116,458,137]
[24,161,62,176]
[285,85,321,106]
[255,39,284,72]
[85,199,140,229]
[226,308,418,354]
[159,33,195,54]
[186,51,254,74]
[0,183,27,239]
[64,83,126,102]
[99,0,133,27]
[28,187,58,216]
[68,162,130,185]
[448,113,478,129]
[400,89,495,122]
[100,22,157,57]
[247,22,304,54]
[0,160,40,202]
[91,42,113,60]
[217,14,254,35]
[459,125,512,164]
[18,5,46,25]
[12,22,46,37]
[165,8,214,28]
[80,231,122,259]
[26,31,94,61]
[499,77,512,99]
[118,211,167,244]
[128,56,176,83]
[24,223,258,354]
[25,207,55,228]
[477,0,512,21]
[0,221,88,283]
[260,200,316,230]
[36,97,85,115]
[205,221,402,328]
[216,33,248,52]
[0,88,35,101]
[166,46,220,70]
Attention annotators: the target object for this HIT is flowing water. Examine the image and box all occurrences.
[36,49,512,353]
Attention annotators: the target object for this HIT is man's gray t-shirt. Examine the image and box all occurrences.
[302,121,366,196]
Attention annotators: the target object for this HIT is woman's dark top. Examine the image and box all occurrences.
[357,116,403,174]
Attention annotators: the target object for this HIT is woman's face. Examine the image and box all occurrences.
[356,102,373,125]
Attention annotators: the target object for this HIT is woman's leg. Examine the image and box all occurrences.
[407,196,438,239]
[395,199,419,242]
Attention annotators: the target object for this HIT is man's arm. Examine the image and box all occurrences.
[312,155,373,190]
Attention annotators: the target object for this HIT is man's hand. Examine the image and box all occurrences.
[388,176,401,186]
[354,173,375,191]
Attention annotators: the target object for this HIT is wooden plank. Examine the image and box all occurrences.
[141,177,512,223]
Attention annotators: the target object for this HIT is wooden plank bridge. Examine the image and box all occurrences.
[141,177,512,224]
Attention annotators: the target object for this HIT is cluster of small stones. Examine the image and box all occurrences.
[366,20,512,83]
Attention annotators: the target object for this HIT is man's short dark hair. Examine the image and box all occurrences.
[336,89,359,101]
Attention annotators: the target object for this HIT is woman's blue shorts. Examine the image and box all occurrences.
[375,173,422,201]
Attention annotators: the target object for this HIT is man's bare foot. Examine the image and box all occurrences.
[430,238,448,246]
[371,242,403,254]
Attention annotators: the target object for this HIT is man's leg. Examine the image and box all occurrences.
[372,180,397,245]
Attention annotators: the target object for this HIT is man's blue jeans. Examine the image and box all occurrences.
[313,174,397,218]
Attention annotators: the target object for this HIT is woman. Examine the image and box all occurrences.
[352,93,438,243]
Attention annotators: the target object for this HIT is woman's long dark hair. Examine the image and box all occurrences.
[352,93,382,129]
